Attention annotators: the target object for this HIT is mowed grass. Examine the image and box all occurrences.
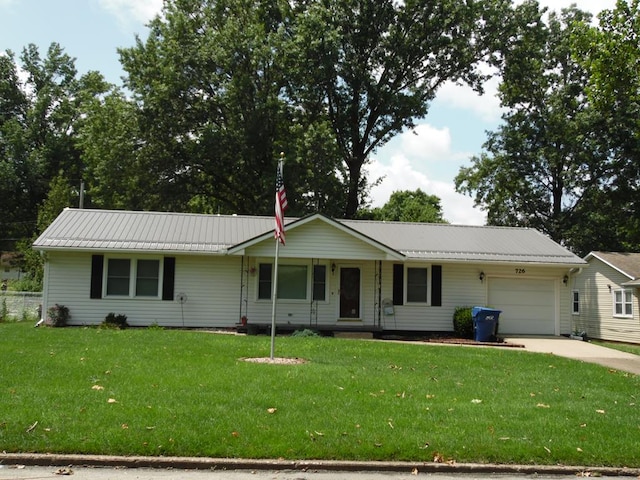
[1,322,638,467]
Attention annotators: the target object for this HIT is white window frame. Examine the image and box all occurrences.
[613,289,633,318]
[571,289,580,315]
[405,264,430,305]
[104,257,163,299]
[256,260,329,303]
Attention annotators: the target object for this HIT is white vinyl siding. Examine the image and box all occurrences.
[573,259,640,344]
[41,252,242,328]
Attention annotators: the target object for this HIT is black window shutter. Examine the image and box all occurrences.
[90,255,104,299]
[162,257,176,301]
[431,265,442,307]
[392,264,404,305]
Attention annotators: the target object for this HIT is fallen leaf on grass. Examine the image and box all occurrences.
[536,403,550,408]
[411,467,419,475]
[121,424,128,429]
[543,446,551,454]
[267,408,277,414]
[595,409,605,414]
[107,398,118,404]
[471,399,482,404]
[26,421,38,433]
[91,385,104,391]
[231,431,239,437]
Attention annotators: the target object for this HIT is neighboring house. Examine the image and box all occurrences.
[572,252,640,344]
[33,208,586,335]
[1,252,22,281]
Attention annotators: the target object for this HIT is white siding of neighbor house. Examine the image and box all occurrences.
[573,261,640,344]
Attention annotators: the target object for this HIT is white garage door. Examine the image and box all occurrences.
[488,277,556,335]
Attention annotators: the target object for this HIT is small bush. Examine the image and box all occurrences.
[453,306,474,339]
[102,313,129,329]
[46,304,70,327]
[1,298,8,322]
[291,328,320,337]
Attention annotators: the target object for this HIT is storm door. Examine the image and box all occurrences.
[339,267,361,319]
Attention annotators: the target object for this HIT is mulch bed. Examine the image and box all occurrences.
[424,337,525,348]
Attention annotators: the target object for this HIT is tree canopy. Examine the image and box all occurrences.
[455,1,640,255]
[360,189,447,224]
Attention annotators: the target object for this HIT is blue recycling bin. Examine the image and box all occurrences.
[472,307,501,342]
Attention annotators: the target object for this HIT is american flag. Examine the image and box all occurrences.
[275,159,288,244]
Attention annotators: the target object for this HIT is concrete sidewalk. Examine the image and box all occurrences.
[504,337,640,375]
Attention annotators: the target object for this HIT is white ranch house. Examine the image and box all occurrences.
[34,208,586,336]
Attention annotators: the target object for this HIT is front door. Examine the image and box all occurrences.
[339,267,360,318]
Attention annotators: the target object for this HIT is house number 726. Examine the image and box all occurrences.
[515,268,526,274]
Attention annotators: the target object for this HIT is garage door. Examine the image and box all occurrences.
[488,277,556,335]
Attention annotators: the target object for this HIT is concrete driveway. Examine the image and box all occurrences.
[504,336,640,375]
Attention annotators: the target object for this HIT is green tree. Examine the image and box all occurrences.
[455,5,610,253]
[15,172,76,290]
[0,44,110,247]
[288,0,516,218]
[118,0,338,216]
[361,189,447,223]
[77,91,144,209]
[573,0,640,252]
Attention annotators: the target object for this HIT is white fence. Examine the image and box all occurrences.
[1,292,42,321]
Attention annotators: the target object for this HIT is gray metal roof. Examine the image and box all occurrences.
[342,220,584,265]
[33,209,279,254]
[33,209,585,266]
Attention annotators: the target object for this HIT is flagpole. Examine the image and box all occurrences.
[270,153,287,360]
[270,238,279,359]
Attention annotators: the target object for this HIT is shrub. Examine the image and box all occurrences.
[46,304,70,327]
[453,306,474,339]
[291,328,320,337]
[102,313,129,329]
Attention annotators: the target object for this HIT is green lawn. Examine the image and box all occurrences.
[1,322,638,467]
[591,340,640,357]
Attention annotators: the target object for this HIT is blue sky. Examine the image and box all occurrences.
[0,0,615,224]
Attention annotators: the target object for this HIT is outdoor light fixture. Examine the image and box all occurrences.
[563,275,569,285]
[479,271,485,282]
[331,263,336,274]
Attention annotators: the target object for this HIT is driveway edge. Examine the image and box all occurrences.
[1,453,639,477]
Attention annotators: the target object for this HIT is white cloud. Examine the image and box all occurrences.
[366,155,486,226]
[400,124,452,162]
[435,74,503,124]
[98,0,163,26]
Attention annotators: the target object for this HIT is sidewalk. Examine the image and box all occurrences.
[504,336,640,375]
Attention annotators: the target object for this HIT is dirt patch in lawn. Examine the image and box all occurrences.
[241,357,307,365]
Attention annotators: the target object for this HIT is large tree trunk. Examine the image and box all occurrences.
[344,158,362,219]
